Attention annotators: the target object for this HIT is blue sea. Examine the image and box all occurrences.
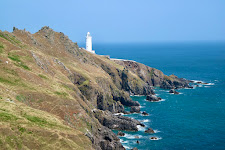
[90,42,225,150]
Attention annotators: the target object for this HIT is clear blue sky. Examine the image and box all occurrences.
[1,0,225,44]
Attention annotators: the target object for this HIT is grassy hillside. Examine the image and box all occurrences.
[0,27,189,149]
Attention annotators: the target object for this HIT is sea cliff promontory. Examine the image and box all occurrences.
[0,27,191,149]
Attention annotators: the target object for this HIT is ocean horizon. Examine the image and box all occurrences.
[87,42,225,150]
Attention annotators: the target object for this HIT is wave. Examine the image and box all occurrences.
[124,133,143,139]
[190,80,214,85]
[123,145,132,149]
[205,83,214,85]
[139,106,145,108]
[204,86,211,88]
[120,139,128,144]
[154,129,161,133]
[142,119,150,123]
[137,125,146,131]
[114,113,125,116]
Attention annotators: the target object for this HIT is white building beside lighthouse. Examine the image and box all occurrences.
[86,32,95,53]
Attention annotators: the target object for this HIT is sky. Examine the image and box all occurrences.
[1,0,225,44]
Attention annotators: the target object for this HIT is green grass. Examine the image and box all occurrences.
[0,77,14,85]
[16,95,26,102]
[0,42,4,53]
[54,91,68,97]
[38,74,48,79]
[8,53,31,70]
[0,33,21,45]
[8,54,21,62]
[0,111,19,122]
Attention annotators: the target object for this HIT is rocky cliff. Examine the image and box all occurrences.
[0,26,190,149]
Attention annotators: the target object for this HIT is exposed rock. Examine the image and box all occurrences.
[142,111,149,116]
[130,106,140,113]
[117,131,125,136]
[94,126,125,150]
[169,89,179,95]
[93,109,144,131]
[150,137,158,140]
[146,95,162,102]
[136,140,140,144]
[131,147,138,150]
[145,128,155,134]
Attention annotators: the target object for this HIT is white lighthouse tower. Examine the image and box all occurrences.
[86,32,95,53]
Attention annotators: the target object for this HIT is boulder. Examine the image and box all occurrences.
[169,89,179,95]
[130,106,140,113]
[150,137,158,140]
[136,140,140,144]
[142,111,149,116]
[145,128,155,134]
[146,95,161,102]
[131,148,138,150]
[117,131,125,136]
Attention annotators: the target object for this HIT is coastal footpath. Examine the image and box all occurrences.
[0,27,191,149]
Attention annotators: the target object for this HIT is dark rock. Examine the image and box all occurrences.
[117,131,125,136]
[169,89,179,95]
[93,109,144,131]
[146,95,161,102]
[95,126,125,150]
[136,140,140,144]
[130,106,140,113]
[145,128,155,134]
[142,111,149,116]
[150,137,158,140]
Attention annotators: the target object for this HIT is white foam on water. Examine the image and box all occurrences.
[205,83,214,85]
[124,134,142,139]
[120,139,128,144]
[139,106,145,108]
[142,119,150,123]
[190,80,204,83]
[137,125,146,131]
[123,145,132,149]
[154,129,161,133]
[204,86,211,88]
[114,113,125,116]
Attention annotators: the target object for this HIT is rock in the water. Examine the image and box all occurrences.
[169,89,179,95]
[131,147,138,150]
[130,106,140,113]
[150,137,158,140]
[142,111,149,116]
[146,95,161,102]
[145,128,155,134]
[117,131,125,136]
[136,140,140,144]
[135,136,139,139]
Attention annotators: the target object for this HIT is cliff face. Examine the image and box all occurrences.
[0,27,190,149]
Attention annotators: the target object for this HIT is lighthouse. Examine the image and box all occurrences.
[86,32,95,53]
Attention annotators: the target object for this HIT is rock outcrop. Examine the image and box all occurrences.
[169,89,179,94]
[93,109,144,131]
[130,106,140,113]
[145,128,155,134]
[146,95,162,102]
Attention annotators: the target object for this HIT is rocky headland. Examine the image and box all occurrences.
[0,26,191,149]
